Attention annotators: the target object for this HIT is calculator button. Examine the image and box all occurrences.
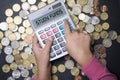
[38,30,44,34]
[55,32,61,38]
[53,40,57,45]
[57,37,64,43]
[40,34,46,39]
[56,50,62,55]
[50,48,54,53]
[59,25,64,30]
[45,27,50,31]
[46,31,53,36]
[60,42,65,47]
[61,30,65,35]
[53,45,60,51]
[50,24,56,28]
[62,47,67,52]
[50,53,56,58]
[57,21,63,25]
[43,39,47,44]
[53,28,59,33]
[51,36,55,40]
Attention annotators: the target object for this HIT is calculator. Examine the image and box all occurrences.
[28,0,76,61]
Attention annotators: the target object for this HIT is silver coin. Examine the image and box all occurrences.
[19,10,29,19]
[108,30,117,40]
[65,60,74,69]
[14,32,21,40]
[12,70,21,79]
[83,5,91,13]
[1,37,10,46]
[0,22,8,31]
[72,4,81,15]
[5,54,14,63]
[22,2,30,10]
[91,16,100,25]
[11,40,20,49]
[4,46,13,54]
[21,69,29,77]
[18,64,25,70]
[102,38,112,48]
[24,77,31,80]
[7,76,15,80]
[83,15,91,24]
[28,64,33,70]
[85,24,95,33]
[28,0,36,4]
[29,5,38,13]
[24,47,32,54]
[5,30,12,37]
[88,0,94,7]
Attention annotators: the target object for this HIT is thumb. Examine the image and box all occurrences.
[44,37,53,53]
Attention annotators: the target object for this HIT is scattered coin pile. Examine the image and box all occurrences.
[0,0,120,80]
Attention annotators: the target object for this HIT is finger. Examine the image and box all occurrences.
[64,20,71,35]
[44,37,53,53]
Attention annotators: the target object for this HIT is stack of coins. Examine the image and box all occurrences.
[0,0,120,80]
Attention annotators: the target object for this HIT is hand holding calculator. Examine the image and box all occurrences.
[28,0,76,61]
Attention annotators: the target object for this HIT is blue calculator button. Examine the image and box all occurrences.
[54,45,60,50]
[60,42,65,47]
[57,37,64,43]
[43,39,47,44]
[61,30,65,35]
[55,32,61,38]
[56,50,62,55]
[59,25,64,30]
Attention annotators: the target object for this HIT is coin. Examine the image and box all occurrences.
[21,0,26,2]
[6,17,13,23]
[102,22,110,30]
[32,73,38,78]
[99,58,107,66]
[21,69,29,77]
[2,64,10,73]
[100,31,108,39]
[0,31,4,39]
[27,54,36,64]
[24,35,33,45]
[10,62,18,70]
[28,0,36,4]
[23,20,30,27]
[1,37,10,46]
[32,66,38,73]
[18,64,24,70]
[108,30,117,40]
[11,40,20,49]
[4,46,13,54]
[67,0,75,8]
[91,16,100,25]
[77,21,85,30]
[12,4,21,12]
[74,75,82,80]
[12,70,21,79]
[42,0,47,2]
[101,5,108,12]
[13,16,22,25]
[22,2,30,10]
[47,0,55,4]
[8,23,16,31]
[38,2,46,8]
[70,67,80,76]
[65,59,74,69]
[0,43,3,49]
[23,59,31,69]
[29,5,38,13]
[83,5,91,13]
[58,64,66,73]
[5,9,13,17]
[78,13,86,21]
[90,7,95,14]
[14,32,21,40]
[102,38,112,48]
[52,75,58,80]
[52,65,57,74]
[8,33,17,41]
[92,32,100,40]
[116,35,120,43]
[21,52,29,59]
[77,0,88,6]
[7,76,15,80]
[19,10,29,19]
[95,24,102,32]
[26,27,33,34]
[24,47,32,54]
[5,54,14,63]
[72,4,81,15]
[14,54,22,62]
[0,22,8,31]
[18,26,25,33]
[85,24,95,33]
[100,12,108,20]
[13,49,20,55]
[83,15,91,24]
[71,14,79,25]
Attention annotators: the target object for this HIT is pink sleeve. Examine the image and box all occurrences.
[81,56,117,80]
[30,78,39,80]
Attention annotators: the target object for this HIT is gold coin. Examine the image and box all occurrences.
[32,73,38,78]
[0,43,3,49]
[14,54,22,62]
[47,0,55,4]
[95,24,103,32]
[8,23,16,31]
[29,5,38,13]
[5,9,13,17]
[18,26,25,33]
[2,64,10,73]
[12,3,21,12]
[100,12,108,20]
[38,2,46,8]
[102,22,110,30]
[13,49,20,55]
[21,33,27,40]
[99,58,107,66]
[26,27,33,34]
[52,65,57,74]
[23,20,30,27]
[21,52,29,59]
[117,35,120,43]
[70,67,80,76]
[27,54,36,64]
[67,0,75,8]
[6,17,13,23]
[0,31,4,39]
[14,16,22,25]
[71,14,79,25]
[102,38,112,48]
[10,62,18,70]
[74,75,82,80]
[92,32,100,40]
[58,64,66,73]
[8,33,17,41]
[100,31,108,39]
[77,0,88,6]
[52,75,58,80]
[77,21,85,31]
[23,59,31,69]
[15,59,23,65]
[32,66,38,74]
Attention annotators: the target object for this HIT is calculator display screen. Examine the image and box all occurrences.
[33,6,66,28]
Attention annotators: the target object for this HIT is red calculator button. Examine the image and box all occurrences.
[46,31,53,36]
[40,34,46,39]
[53,28,59,33]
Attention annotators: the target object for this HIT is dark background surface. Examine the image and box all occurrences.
[0,0,120,80]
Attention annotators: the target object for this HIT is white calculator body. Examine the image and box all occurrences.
[28,0,76,61]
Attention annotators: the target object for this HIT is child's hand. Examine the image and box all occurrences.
[32,36,52,80]
[64,20,93,66]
